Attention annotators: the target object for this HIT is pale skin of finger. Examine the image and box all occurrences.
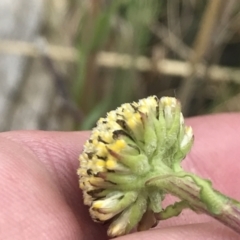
[0,113,240,240]
[0,132,108,240]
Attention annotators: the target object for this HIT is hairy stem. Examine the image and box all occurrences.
[146,172,240,234]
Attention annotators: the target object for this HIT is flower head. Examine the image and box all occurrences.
[77,96,193,237]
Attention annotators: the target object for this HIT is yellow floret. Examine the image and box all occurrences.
[78,168,87,176]
[101,132,114,143]
[138,105,148,113]
[127,118,136,129]
[106,158,117,169]
[92,201,103,209]
[91,130,99,138]
[97,117,105,125]
[161,97,177,107]
[96,160,106,167]
[107,111,117,121]
[123,110,133,119]
[95,142,108,156]
[92,138,99,146]
[126,113,141,129]
[110,139,126,152]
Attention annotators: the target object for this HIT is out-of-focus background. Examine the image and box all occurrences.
[0,0,240,131]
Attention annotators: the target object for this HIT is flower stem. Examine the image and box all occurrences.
[146,171,240,234]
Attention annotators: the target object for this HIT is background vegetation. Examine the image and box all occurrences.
[1,0,240,131]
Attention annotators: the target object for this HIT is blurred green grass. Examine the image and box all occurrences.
[64,0,240,130]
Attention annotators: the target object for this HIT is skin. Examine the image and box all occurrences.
[0,114,240,240]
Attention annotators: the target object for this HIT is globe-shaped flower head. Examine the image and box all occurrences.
[77,96,193,237]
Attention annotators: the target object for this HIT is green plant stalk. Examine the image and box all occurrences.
[147,170,240,234]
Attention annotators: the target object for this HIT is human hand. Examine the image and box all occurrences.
[0,113,239,240]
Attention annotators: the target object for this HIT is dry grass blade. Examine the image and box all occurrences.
[0,39,239,84]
